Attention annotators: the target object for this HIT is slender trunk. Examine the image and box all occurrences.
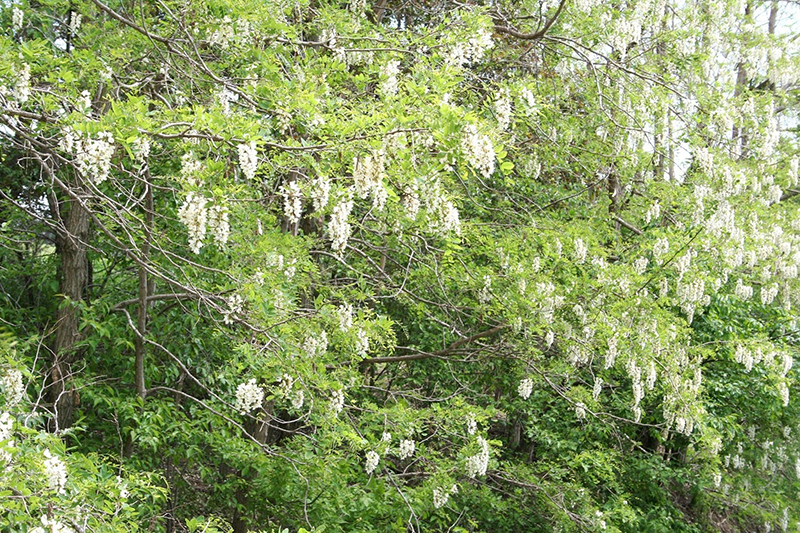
[51,175,90,432]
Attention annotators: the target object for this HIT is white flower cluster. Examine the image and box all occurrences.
[365,450,380,474]
[518,378,533,400]
[575,402,587,420]
[593,378,603,401]
[353,152,387,211]
[734,278,753,300]
[380,60,400,98]
[778,382,790,406]
[477,275,491,304]
[328,195,354,253]
[279,373,294,397]
[207,204,230,246]
[433,484,458,509]
[330,389,345,415]
[235,379,264,413]
[761,284,779,305]
[446,28,494,67]
[574,238,588,264]
[398,438,415,460]
[281,181,303,226]
[303,330,328,357]
[180,152,204,186]
[218,87,238,115]
[676,278,709,324]
[355,328,370,357]
[291,389,305,410]
[238,142,258,181]
[461,124,495,178]
[208,16,235,49]
[13,63,30,104]
[31,516,75,533]
[69,11,82,35]
[12,7,23,32]
[43,449,67,494]
[466,417,477,435]
[495,88,512,131]
[178,193,208,254]
[337,303,354,332]
[310,175,331,212]
[694,147,714,176]
[1,368,24,406]
[222,294,243,325]
[60,127,115,185]
[465,436,490,478]
[419,177,461,235]
[132,137,151,164]
[0,412,11,465]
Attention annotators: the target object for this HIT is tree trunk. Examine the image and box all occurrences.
[50,176,90,432]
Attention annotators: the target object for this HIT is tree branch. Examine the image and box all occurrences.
[361,323,507,365]
[494,0,567,41]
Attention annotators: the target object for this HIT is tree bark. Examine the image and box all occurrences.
[50,173,90,432]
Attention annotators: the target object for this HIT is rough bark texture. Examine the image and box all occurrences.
[51,177,90,432]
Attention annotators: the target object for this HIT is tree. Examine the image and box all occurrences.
[1,0,800,531]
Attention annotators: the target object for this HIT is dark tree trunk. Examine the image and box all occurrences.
[50,177,90,432]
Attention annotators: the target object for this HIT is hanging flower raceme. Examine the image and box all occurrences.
[328,195,354,253]
[238,141,258,181]
[235,379,264,413]
[177,193,208,254]
[461,124,495,178]
[60,127,115,185]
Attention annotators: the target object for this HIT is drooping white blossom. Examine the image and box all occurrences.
[60,128,115,185]
[207,203,230,247]
[353,152,387,210]
[365,450,380,474]
[0,369,24,406]
[291,389,305,410]
[132,137,151,164]
[43,449,67,494]
[13,63,30,104]
[177,192,208,254]
[446,28,493,67]
[380,60,401,98]
[330,389,345,415]
[303,331,328,357]
[12,7,23,33]
[518,378,533,400]
[494,88,512,131]
[280,181,303,226]
[310,175,331,212]
[222,294,243,325]
[328,195,354,253]
[465,436,490,478]
[355,328,369,357]
[235,379,264,413]
[461,124,495,178]
[337,303,354,332]
[398,439,415,459]
[238,141,258,181]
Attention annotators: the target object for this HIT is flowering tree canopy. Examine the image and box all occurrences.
[1,0,800,531]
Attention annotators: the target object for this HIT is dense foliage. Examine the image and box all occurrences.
[2,0,800,531]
